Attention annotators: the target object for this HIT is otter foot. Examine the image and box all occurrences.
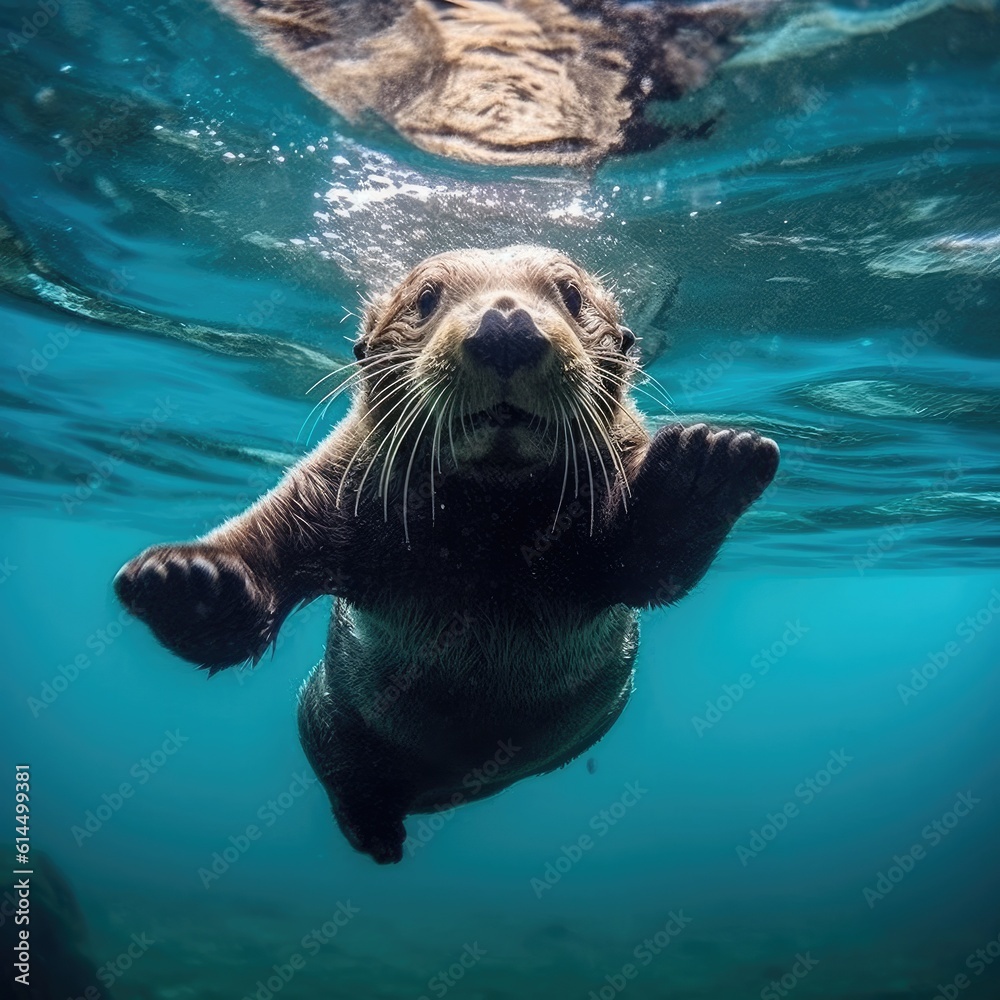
[336,807,406,865]
[114,545,275,672]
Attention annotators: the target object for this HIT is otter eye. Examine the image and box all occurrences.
[417,284,441,320]
[558,281,583,318]
[620,327,636,354]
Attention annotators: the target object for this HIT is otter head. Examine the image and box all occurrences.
[348,246,641,501]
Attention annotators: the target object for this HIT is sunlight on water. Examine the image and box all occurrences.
[2,0,998,568]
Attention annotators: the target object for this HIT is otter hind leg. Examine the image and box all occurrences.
[318,761,411,865]
[297,671,412,865]
[333,797,407,866]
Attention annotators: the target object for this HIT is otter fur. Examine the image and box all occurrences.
[114,246,778,863]
[211,0,774,167]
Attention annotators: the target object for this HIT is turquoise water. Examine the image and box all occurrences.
[2,1,999,997]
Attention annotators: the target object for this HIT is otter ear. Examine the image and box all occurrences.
[355,291,388,359]
[619,326,636,356]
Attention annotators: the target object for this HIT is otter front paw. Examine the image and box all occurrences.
[649,422,779,524]
[114,545,275,672]
[615,423,780,608]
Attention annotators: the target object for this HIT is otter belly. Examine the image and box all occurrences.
[296,599,638,862]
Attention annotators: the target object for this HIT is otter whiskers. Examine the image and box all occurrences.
[377,377,448,523]
[429,385,458,517]
[300,350,421,445]
[549,372,635,535]
[596,365,675,417]
[400,381,452,540]
[552,395,577,532]
[335,372,432,513]
[320,361,636,544]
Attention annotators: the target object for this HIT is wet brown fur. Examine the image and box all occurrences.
[115,247,779,863]
[212,0,772,166]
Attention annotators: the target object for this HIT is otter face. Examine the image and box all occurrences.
[350,246,640,489]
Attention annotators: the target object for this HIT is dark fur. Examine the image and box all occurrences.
[115,247,778,863]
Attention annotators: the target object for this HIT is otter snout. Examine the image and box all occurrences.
[464,307,550,379]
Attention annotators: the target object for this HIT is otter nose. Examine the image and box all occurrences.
[464,308,549,379]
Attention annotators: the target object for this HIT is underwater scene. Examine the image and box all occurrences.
[1,0,999,997]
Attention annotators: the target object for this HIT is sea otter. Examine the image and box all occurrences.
[211,0,774,167]
[114,246,778,864]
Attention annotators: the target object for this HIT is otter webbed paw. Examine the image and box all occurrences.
[114,545,277,673]
[647,422,779,519]
[615,423,779,607]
